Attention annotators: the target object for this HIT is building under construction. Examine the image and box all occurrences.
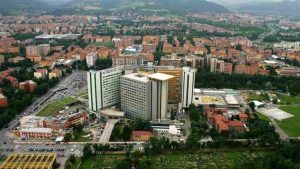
[0,153,57,169]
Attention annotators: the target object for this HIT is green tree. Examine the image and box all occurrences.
[64,133,72,142]
[122,125,132,141]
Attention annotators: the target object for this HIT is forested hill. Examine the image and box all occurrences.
[67,0,230,13]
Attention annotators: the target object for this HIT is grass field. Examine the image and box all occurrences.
[278,105,300,137]
[75,151,269,169]
[37,97,77,117]
[277,94,300,105]
[246,92,269,102]
[79,155,124,169]
[255,111,270,122]
[72,131,90,142]
[66,158,81,169]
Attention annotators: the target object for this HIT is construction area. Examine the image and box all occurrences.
[0,153,57,169]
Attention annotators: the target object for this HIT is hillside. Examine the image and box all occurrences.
[67,0,230,13]
[0,0,46,14]
[0,0,230,15]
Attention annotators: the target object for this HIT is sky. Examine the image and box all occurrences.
[207,0,284,7]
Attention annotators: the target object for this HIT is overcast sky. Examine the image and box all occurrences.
[208,0,284,7]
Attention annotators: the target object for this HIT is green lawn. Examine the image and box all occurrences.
[277,94,300,105]
[74,151,269,169]
[79,155,125,169]
[255,111,270,122]
[246,92,269,102]
[72,131,90,142]
[277,105,300,137]
[92,42,114,49]
[66,158,81,169]
[36,97,78,117]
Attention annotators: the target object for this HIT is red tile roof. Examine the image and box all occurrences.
[217,121,229,131]
[228,121,244,127]
[239,113,248,119]
[131,131,152,136]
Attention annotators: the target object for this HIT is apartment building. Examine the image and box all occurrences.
[87,68,122,112]
[155,67,183,104]
[121,73,174,120]
[181,67,196,108]
[86,52,97,68]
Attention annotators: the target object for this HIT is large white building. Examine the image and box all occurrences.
[121,73,151,120]
[148,73,173,120]
[86,52,97,68]
[87,68,122,112]
[121,73,174,120]
[181,67,196,108]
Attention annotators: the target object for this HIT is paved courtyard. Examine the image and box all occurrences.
[259,108,294,121]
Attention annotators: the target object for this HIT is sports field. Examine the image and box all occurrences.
[37,97,77,117]
[277,105,300,137]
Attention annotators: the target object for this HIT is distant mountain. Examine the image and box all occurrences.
[67,0,230,13]
[0,0,46,14]
[238,0,300,15]
[0,0,230,15]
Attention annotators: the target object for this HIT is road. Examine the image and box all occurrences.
[99,119,120,144]
[270,118,289,139]
[254,23,278,44]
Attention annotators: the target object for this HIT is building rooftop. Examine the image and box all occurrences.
[122,73,149,83]
[100,108,125,118]
[0,93,6,99]
[20,127,52,133]
[131,131,152,136]
[148,73,174,81]
[0,153,56,169]
[224,95,239,105]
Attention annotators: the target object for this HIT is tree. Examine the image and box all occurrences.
[64,133,72,142]
[249,102,256,111]
[82,144,93,160]
[122,125,132,141]
[94,58,112,70]
[170,109,176,120]
[69,154,76,164]
[149,137,162,154]
[66,67,72,74]
[189,106,200,122]
[116,160,131,169]
[186,133,201,149]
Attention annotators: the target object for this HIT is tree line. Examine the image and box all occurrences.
[195,68,300,96]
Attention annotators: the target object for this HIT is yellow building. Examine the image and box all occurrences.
[0,153,57,169]
[155,67,182,104]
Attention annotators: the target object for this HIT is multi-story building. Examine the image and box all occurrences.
[181,67,196,108]
[160,55,182,67]
[210,58,225,73]
[16,128,52,139]
[121,73,151,120]
[148,73,174,120]
[19,80,37,93]
[87,68,122,112]
[224,62,233,74]
[34,69,48,79]
[26,45,39,57]
[86,52,97,68]
[49,69,62,79]
[155,67,183,104]
[38,44,51,56]
[112,54,145,68]
[121,73,173,120]
[0,94,8,108]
